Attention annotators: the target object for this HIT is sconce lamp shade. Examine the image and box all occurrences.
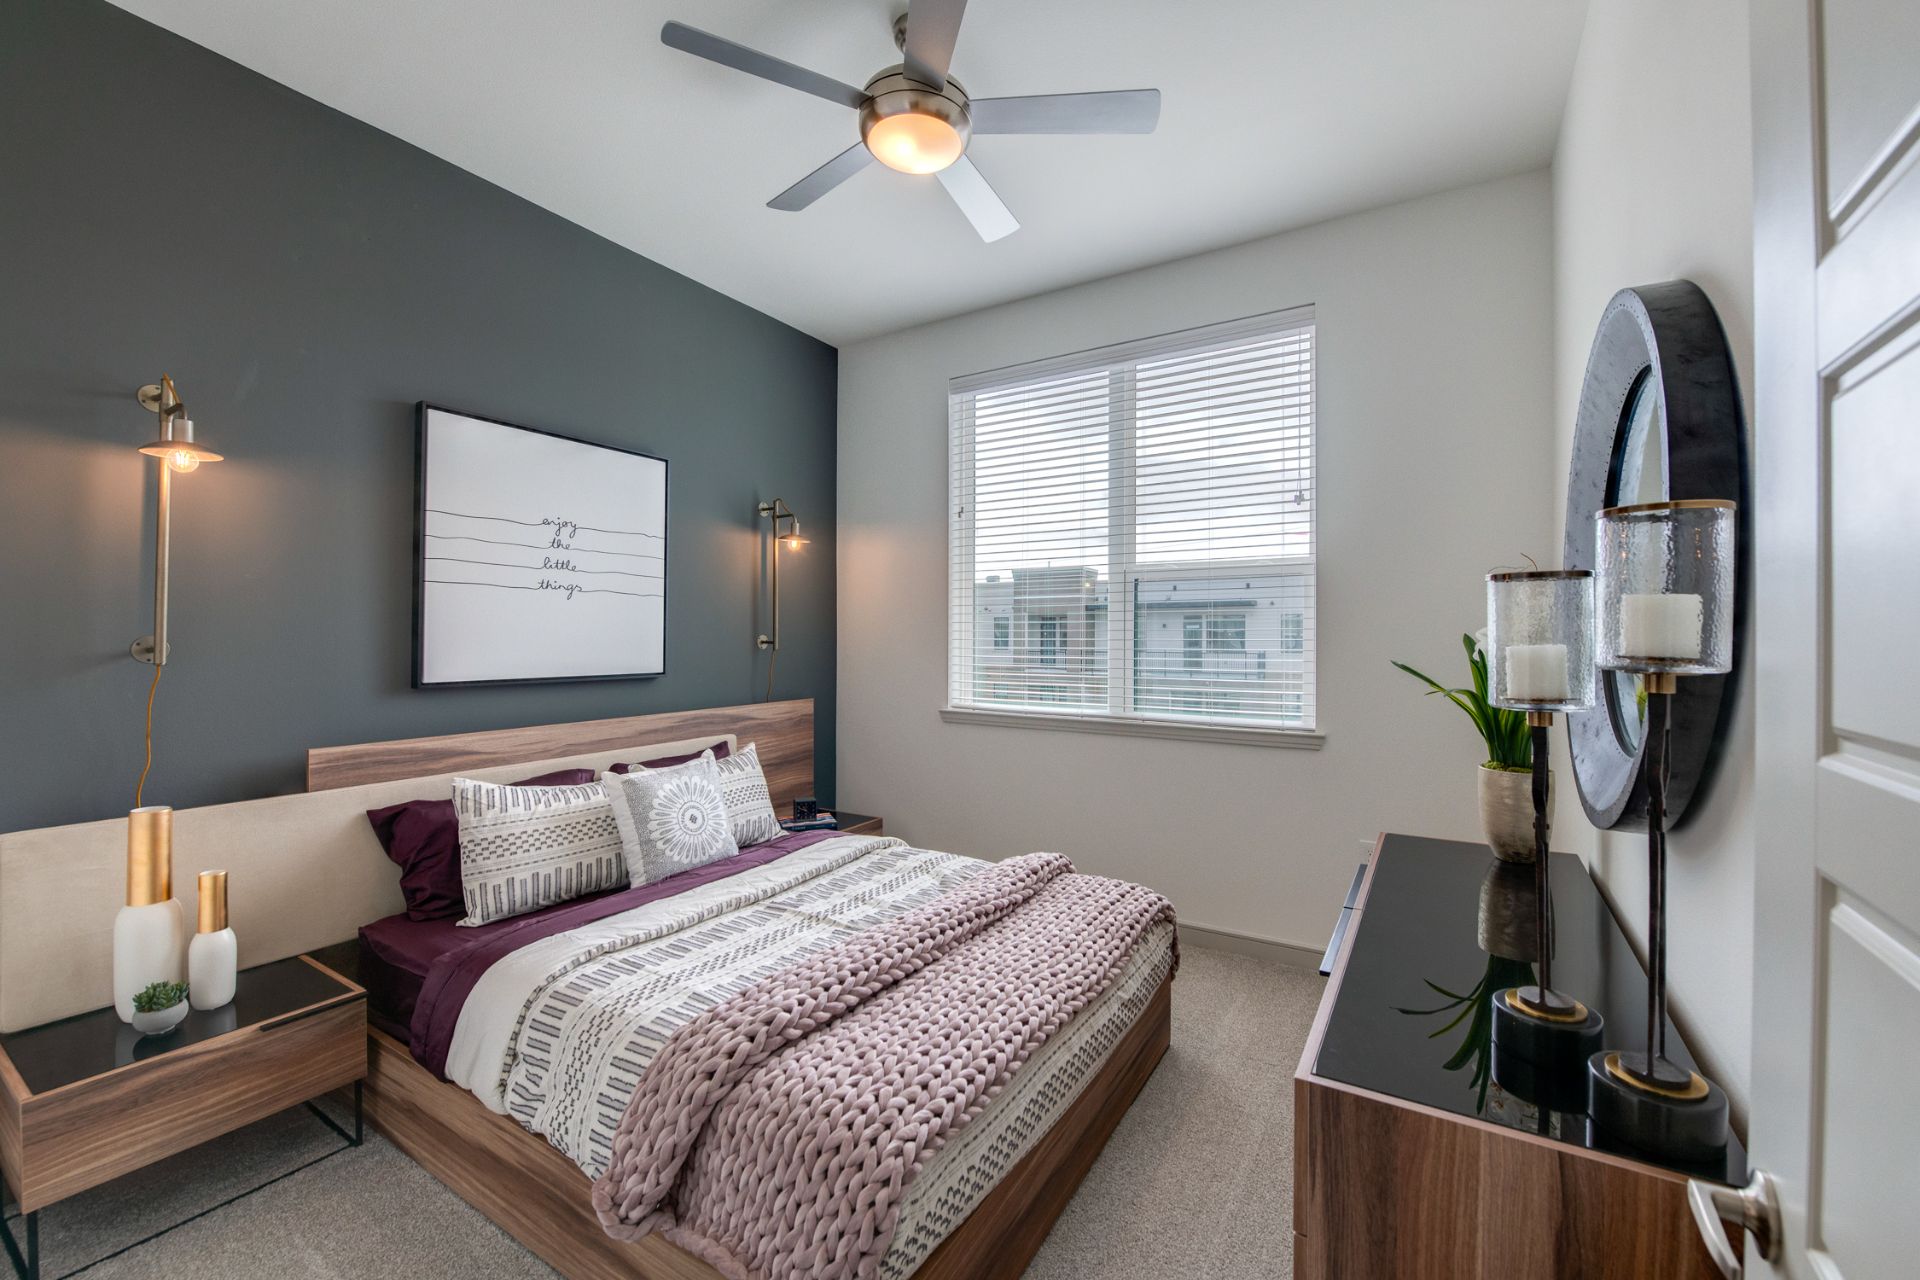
[1487,569,1597,712]
[138,420,223,471]
[1595,500,1735,675]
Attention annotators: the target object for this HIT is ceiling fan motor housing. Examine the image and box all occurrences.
[860,69,973,165]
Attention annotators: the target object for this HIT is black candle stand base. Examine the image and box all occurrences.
[1492,986,1605,1069]
[1586,1050,1729,1162]
[1491,987,1603,1114]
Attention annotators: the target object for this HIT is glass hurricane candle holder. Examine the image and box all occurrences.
[1585,497,1736,1162]
[1483,568,1605,1067]
[1487,570,1597,712]
[1595,500,1735,674]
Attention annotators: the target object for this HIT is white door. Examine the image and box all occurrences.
[1736,0,1920,1276]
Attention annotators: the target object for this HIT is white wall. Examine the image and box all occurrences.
[838,171,1557,954]
[1551,0,1755,1113]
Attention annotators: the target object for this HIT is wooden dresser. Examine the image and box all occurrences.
[1293,833,1741,1279]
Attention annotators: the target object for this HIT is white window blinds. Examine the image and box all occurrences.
[949,307,1317,732]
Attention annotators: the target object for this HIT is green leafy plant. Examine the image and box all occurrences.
[1392,633,1533,771]
[132,980,189,1013]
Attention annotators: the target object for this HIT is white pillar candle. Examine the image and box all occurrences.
[1505,643,1570,701]
[1620,592,1703,660]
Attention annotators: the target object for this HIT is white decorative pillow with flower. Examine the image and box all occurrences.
[602,751,740,886]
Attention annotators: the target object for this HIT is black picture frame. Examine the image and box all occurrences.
[412,402,669,689]
[1561,283,1747,830]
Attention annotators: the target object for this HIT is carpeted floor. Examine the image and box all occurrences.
[6,946,1323,1280]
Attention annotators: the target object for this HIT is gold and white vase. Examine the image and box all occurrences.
[113,806,187,1022]
[188,870,237,1010]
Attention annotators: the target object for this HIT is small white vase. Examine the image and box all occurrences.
[130,1000,189,1037]
[189,928,238,1010]
[189,869,237,1010]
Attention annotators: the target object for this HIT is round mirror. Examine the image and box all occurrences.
[1562,283,1744,830]
[1604,371,1667,752]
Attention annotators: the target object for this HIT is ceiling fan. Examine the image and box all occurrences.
[660,1,1161,242]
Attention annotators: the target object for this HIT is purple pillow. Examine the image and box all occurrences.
[607,740,731,774]
[367,768,596,922]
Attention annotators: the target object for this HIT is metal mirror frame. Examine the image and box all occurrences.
[1562,282,1747,830]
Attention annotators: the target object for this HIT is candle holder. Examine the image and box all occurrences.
[1485,570,1605,1070]
[1588,499,1735,1161]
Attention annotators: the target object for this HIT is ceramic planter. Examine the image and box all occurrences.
[1478,765,1548,863]
[130,1000,189,1037]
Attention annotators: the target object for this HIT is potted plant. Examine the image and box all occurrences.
[130,980,190,1037]
[1392,633,1541,861]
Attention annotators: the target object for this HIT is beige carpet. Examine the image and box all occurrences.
[10,946,1323,1279]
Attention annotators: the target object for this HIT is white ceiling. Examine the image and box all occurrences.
[110,0,1587,346]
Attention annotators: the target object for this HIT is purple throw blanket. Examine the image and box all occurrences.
[591,852,1176,1280]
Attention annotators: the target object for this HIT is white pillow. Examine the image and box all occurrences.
[603,752,740,886]
[715,742,783,847]
[451,777,624,927]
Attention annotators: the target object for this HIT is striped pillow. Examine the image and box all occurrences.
[451,778,624,926]
[716,743,782,847]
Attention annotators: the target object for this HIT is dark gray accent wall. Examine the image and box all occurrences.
[0,1,837,832]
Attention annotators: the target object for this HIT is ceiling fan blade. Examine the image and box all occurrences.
[661,21,866,110]
[969,89,1161,135]
[767,143,875,211]
[901,0,968,89]
[936,156,1019,242]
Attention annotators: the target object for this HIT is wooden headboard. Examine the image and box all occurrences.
[306,698,815,813]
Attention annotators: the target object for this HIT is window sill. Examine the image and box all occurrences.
[938,706,1326,750]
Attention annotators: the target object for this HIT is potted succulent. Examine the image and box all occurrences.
[130,980,190,1037]
[1392,633,1540,861]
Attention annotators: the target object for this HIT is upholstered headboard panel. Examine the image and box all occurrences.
[0,699,810,1031]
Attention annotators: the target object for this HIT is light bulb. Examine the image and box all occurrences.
[865,112,965,175]
[166,448,200,474]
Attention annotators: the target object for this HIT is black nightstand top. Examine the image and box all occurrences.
[0,956,361,1095]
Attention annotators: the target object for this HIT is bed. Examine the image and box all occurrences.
[307,700,1175,1280]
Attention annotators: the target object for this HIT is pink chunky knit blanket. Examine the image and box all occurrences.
[590,852,1176,1280]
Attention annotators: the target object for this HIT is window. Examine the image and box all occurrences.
[949,307,1316,734]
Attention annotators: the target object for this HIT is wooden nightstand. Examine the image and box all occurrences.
[836,812,883,836]
[0,954,366,1279]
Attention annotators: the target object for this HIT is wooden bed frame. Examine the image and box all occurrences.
[308,699,1173,1280]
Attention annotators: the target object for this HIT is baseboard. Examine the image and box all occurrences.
[1179,920,1325,970]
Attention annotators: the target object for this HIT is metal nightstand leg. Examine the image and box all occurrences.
[304,1079,363,1148]
[0,1202,37,1280]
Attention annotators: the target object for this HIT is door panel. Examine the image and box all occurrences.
[1817,0,1920,215]
[1815,899,1920,1280]
[1826,334,1920,747]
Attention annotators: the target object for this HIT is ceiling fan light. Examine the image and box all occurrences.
[865,111,965,174]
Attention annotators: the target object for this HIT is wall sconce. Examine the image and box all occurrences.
[131,375,222,804]
[757,499,805,699]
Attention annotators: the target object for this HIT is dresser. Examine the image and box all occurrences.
[1293,833,1743,1279]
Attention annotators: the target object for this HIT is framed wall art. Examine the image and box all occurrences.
[414,403,668,687]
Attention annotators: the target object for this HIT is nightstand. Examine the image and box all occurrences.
[0,955,366,1279]
[836,812,884,836]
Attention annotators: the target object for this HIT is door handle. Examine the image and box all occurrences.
[1687,1170,1781,1279]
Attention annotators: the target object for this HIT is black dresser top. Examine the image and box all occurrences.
[1312,832,1747,1183]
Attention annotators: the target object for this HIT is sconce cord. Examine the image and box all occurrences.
[765,647,777,702]
[134,662,162,807]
